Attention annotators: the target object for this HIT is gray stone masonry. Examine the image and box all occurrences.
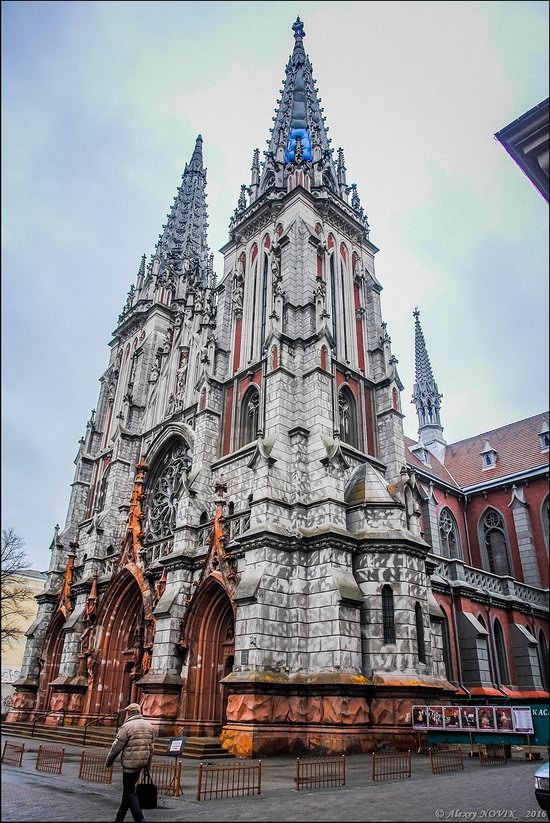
[509,487,541,587]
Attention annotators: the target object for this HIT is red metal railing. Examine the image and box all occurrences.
[429,746,464,775]
[1,740,25,767]
[295,756,346,790]
[82,713,120,746]
[372,750,412,782]
[139,758,182,797]
[480,745,507,767]
[79,750,113,783]
[35,744,65,775]
[31,710,66,736]
[196,760,262,801]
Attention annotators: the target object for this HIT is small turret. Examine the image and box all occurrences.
[249,148,260,202]
[411,308,446,463]
[337,147,347,196]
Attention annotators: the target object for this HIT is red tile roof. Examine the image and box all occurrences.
[444,412,548,488]
[405,437,461,489]
[406,412,548,490]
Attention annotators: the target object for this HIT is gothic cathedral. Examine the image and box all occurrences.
[12,19,545,757]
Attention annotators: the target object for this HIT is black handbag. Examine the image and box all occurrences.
[136,768,158,809]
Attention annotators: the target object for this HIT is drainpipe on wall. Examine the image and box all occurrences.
[449,586,470,699]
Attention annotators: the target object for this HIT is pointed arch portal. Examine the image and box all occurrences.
[181,577,235,736]
[37,610,66,713]
[86,571,145,718]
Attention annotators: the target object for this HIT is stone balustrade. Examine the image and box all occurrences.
[429,554,549,610]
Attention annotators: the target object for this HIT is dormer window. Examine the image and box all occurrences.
[480,440,497,470]
[411,438,430,466]
[540,422,549,453]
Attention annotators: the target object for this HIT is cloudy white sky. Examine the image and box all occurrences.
[2,1,549,569]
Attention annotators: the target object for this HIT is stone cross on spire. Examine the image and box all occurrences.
[411,308,446,462]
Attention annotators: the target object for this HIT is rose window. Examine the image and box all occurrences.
[145,442,191,542]
[484,510,502,529]
[440,510,453,535]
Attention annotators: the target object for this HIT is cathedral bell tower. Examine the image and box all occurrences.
[213,19,454,757]
[10,19,454,755]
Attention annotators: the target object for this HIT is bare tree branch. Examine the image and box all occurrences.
[1,527,34,647]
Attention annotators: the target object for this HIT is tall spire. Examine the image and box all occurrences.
[258,18,339,194]
[411,308,446,462]
[155,134,209,281]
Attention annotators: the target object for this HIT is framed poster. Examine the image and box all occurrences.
[428,706,444,728]
[477,707,496,731]
[443,706,461,729]
[412,706,428,729]
[512,707,534,734]
[460,706,477,729]
[495,707,514,732]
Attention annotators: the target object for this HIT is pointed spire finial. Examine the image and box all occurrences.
[188,134,204,171]
[292,16,305,42]
[413,309,435,384]
[411,309,446,459]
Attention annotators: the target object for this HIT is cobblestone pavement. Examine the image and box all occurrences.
[1,735,546,822]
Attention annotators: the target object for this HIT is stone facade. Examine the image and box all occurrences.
[9,18,548,754]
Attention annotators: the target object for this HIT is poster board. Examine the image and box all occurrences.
[412,704,534,734]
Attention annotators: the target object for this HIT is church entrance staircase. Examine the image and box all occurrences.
[1,721,233,759]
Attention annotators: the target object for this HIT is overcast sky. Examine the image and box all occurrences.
[2,1,549,570]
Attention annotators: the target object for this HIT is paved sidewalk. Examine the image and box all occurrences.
[1,734,545,822]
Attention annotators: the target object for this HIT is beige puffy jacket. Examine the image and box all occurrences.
[106,713,155,773]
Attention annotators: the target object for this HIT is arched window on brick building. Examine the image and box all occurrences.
[538,630,549,691]
[493,619,510,685]
[479,509,513,577]
[542,496,549,552]
[439,508,462,560]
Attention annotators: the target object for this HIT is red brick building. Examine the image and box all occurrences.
[408,310,548,700]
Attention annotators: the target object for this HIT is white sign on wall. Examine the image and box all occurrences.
[1,668,21,684]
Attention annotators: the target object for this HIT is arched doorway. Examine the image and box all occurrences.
[36,610,66,713]
[87,571,145,718]
[181,578,235,736]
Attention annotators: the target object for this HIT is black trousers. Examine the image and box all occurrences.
[115,769,144,823]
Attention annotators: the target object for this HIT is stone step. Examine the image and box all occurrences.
[177,736,233,760]
[2,722,232,758]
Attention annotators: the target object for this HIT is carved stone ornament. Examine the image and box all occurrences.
[145,442,191,542]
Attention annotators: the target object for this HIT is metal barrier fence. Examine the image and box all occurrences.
[429,746,464,775]
[2,741,25,767]
[78,750,113,783]
[196,760,262,801]
[295,756,346,790]
[35,745,65,775]
[139,759,182,797]
[480,745,507,767]
[372,750,412,782]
